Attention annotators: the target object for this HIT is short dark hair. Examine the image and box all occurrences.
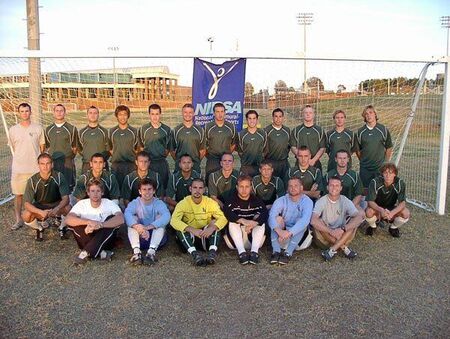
[54,104,66,112]
[191,178,205,187]
[114,105,130,118]
[148,103,162,113]
[288,177,304,186]
[136,151,150,161]
[179,153,193,162]
[237,175,252,185]
[328,175,342,185]
[245,110,259,119]
[272,108,284,117]
[18,103,31,111]
[333,109,346,119]
[259,159,273,168]
[87,105,99,113]
[213,102,225,112]
[182,103,194,110]
[90,153,105,162]
[87,178,104,192]
[138,178,156,190]
[335,149,350,158]
[221,152,234,161]
[298,146,310,153]
[37,153,53,163]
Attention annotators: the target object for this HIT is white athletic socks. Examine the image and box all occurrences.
[147,247,156,256]
[78,250,89,260]
[366,215,377,228]
[392,217,408,229]
[133,247,141,255]
[342,247,351,256]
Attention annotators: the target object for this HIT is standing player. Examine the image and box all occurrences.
[170,103,205,174]
[109,105,139,188]
[356,105,393,189]
[45,104,78,191]
[237,110,267,176]
[326,109,357,171]
[290,105,326,170]
[264,108,291,179]
[208,152,239,209]
[252,160,285,210]
[78,106,110,173]
[164,154,200,211]
[22,153,71,241]
[365,163,410,237]
[138,104,172,189]
[122,151,164,206]
[8,103,45,230]
[204,102,237,182]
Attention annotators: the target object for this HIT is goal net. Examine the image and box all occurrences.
[0,56,446,211]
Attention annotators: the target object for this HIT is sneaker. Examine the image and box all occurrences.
[249,251,260,265]
[389,227,400,238]
[11,221,24,230]
[73,255,88,266]
[205,249,218,265]
[58,226,68,240]
[278,252,291,265]
[100,250,114,261]
[270,252,280,265]
[143,252,158,265]
[365,226,376,236]
[129,252,142,266]
[35,229,44,242]
[321,248,337,262]
[238,252,250,265]
[191,251,206,267]
[343,247,358,259]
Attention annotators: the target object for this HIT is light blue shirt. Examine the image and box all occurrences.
[124,197,170,229]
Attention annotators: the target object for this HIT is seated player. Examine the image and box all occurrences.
[208,152,239,209]
[285,146,323,201]
[22,153,71,241]
[164,154,200,212]
[311,176,364,261]
[323,149,364,211]
[223,175,268,265]
[268,177,313,265]
[252,160,285,210]
[122,151,164,207]
[66,179,124,265]
[124,178,170,266]
[73,153,120,204]
[365,163,410,238]
[171,178,227,266]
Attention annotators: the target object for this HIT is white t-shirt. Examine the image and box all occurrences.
[313,195,358,229]
[8,122,45,174]
[70,198,121,222]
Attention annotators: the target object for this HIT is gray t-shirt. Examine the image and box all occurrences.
[313,195,358,229]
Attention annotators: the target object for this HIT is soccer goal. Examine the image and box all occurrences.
[0,55,448,213]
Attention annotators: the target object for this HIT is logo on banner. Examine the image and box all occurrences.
[202,61,239,99]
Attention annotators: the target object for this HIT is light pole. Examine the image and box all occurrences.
[297,12,313,93]
[442,16,450,56]
[207,37,214,62]
[108,46,119,108]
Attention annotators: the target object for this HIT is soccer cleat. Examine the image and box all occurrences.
[238,252,250,265]
[205,249,218,265]
[278,252,291,265]
[35,229,44,242]
[11,221,24,230]
[388,227,400,238]
[100,250,114,261]
[270,252,280,265]
[321,248,336,262]
[58,226,68,240]
[191,251,206,267]
[343,247,358,259]
[249,251,260,265]
[73,255,88,266]
[365,226,376,236]
[143,252,158,265]
[129,253,142,266]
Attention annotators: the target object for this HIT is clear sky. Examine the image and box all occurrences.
[0,0,448,90]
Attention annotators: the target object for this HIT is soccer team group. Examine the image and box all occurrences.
[8,101,410,266]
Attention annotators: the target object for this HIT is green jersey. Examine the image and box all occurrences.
[171,124,205,167]
[73,170,120,200]
[323,169,363,200]
[356,123,393,172]
[45,122,78,160]
[285,165,324,192]
[122,170,164,201]
[264,124,291,161]
[326,128,357,171]
[367,176,406,209]
[252,175,285,205]
[290,123,326,159]
[78,125,110,163]
[205,121,237,160]
[109,125,138,163]
[237,128,267,167]
[208,169,239,202]
[23,170,69,204]
[138,123,171,161]
[166,170,201,202]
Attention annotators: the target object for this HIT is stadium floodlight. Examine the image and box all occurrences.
[441,16,450,56]
[207,37,214,62]
[297,12,314,93]
[108,46,119,107]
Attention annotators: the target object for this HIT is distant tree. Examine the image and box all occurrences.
[274,80,288,93]
[337,84,346,93]
[306,77,324,91]
[245,82,254,96]
[288,86,296,92]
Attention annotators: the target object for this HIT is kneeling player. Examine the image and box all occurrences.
[365,163,410,237]
[124,178,170,265]
[66,179,124,265]
[22,153,71,241]
[171,178,228,266]
[311,176,364,261]
[223,175,268,265]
